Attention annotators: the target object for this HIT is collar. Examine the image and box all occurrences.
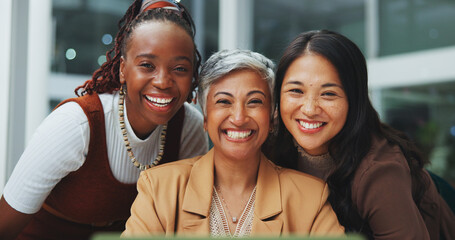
[181,149,283,235]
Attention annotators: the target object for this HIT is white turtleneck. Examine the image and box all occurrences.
[3,91,208,214]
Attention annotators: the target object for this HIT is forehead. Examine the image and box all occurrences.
[284,54,341,85]
[210,70,270,95]
[125,21,194,58]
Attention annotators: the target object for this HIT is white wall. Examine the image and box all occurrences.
[368,46,455,89]
[0,0,13,193]
[2,0,51,189]
[26,0,52,141]
[219,0,253,50]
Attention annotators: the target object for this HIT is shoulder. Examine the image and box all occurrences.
[98,92,116,115]
[54,93,116,124]
[52,100,87,125]
[272,161,329,201]
[351,136,415,211]
[279,166,327,189]
[355,135,410,184]
[140,155,202,184]
[183,103,204,124]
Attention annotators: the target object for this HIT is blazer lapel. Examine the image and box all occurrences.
[251,154,283,236]
[180,151,284,235]
[181,149,215,234]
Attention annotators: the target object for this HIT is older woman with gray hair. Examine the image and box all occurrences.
[123,49,344,237]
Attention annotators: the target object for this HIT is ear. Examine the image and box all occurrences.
[203,117,207,132]
[119,56,126,85]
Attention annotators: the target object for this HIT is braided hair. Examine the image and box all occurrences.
[75,0,201,103]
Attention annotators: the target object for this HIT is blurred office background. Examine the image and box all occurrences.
[1,0,455,193]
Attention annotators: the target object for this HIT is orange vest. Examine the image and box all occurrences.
[18,93,184,240]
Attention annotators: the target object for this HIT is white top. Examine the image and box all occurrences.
[3,91,208,214]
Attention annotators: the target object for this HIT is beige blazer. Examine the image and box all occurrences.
[123,149,344,237]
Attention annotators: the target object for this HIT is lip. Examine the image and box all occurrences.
[296,119,326,134]
[222,128,255,142]
[144,94,175,112]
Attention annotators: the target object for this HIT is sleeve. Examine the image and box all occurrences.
[353,160,430,240]
[310,184,346,235]
[2,102,88,214]
[122,172,165,236]
[178,103,209,159]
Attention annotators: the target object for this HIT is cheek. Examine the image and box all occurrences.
[326,102,348,125]
[177,77,193,96]
[257,110,271,131]
[280,98,296,119]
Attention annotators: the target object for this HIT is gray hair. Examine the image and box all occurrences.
[197,49,275,117]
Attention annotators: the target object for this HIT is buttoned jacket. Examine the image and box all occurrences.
[123,149,344,237]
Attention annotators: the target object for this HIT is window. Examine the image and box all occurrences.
[381,81,455,185]
[253,0,365,62]
[379,0,455,56]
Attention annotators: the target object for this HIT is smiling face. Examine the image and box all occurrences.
[280,54,348,155]
[205,70,271,161]
[120,21,194,138]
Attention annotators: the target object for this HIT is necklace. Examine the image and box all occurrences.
[118,87,167,171]
[214,185,257,223]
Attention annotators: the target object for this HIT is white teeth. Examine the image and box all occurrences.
[299,121,323,129]
[226,130,252,139]
[145,96,173,107]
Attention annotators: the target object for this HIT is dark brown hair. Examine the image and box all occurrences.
[266,30,429,237]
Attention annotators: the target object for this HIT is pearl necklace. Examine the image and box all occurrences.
[118,87,167,171]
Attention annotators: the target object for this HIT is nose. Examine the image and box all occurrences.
[300,96,321,116]
[152,68,173,90]
[230,103,249,126]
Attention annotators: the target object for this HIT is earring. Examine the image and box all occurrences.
[120,84,127,95]
[191,90,198,104]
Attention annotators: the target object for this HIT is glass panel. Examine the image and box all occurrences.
[52,0,132,75]
[182,0,219,61]
[51,0,218,74]
[253,0,365,62]
[379,0,455,56]
[381,81,455,186]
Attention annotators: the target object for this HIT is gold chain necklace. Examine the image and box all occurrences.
[118,87,167,171]
[215,185,257,223]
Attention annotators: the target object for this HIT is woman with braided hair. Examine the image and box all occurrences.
[0,1,208,239]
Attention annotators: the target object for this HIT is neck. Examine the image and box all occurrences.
[213,150,260,193]
[123,95,157,140]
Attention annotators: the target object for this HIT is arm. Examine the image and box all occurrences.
[354,160,430,240]
[179,103,209,159]
[0,197,33,240]
[310,184,345,235]
[0,102,88,238]
[122,172,165,236]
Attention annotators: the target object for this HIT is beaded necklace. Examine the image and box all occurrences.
[118,87,167,171]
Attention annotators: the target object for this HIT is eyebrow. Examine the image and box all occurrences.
[284,81,343,88]
[135,54,192,63]
[214,90,266,98]
[321,83,343,88]
[247,90,266,97]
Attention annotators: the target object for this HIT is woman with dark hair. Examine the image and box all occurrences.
[266,29,455,239]
[0,1,207,239]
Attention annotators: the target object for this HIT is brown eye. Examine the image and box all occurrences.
[140,63,154,69]
[289,89,303,94]
[248,99,263,104]
[216,99,231,104]
[322,92,337,96]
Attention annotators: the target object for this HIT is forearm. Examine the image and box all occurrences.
[0,196,33,240]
